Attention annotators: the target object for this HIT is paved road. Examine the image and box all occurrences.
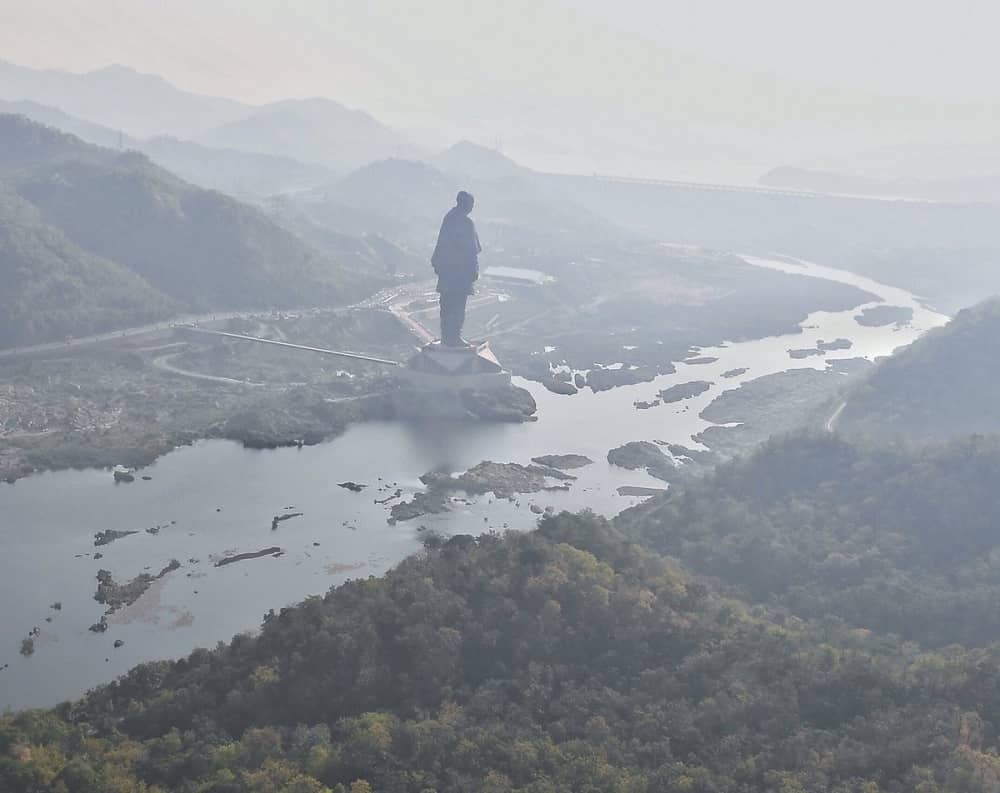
[826,401,848,433]
[0,276,438,361]
[0,310,262,361]
[0,274,530,362]
[150,352,272,388]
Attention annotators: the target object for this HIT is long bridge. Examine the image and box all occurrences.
[561,173,932,203]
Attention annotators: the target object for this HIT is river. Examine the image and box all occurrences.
[0,255,948,710]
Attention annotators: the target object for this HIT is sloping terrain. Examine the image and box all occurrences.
[0,190,173,347]
[0,99,335,197]
[0,115,376,345]
[13,152,366,310]
[199,97,409,169]
[0,59,250,138]
[622,431,1000,647]
[4,515,1000,792]
[836,298,1000,440]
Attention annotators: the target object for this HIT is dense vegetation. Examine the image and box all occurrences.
[0,114,376,347]
[623,432,1000,647]
[6,515,1000,792]
[14,153,368,311]
[0,190,174,347]
[838,299,1000,440]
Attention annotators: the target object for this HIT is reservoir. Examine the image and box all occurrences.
[0,255,948,709]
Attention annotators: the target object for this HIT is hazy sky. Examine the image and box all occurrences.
[2,1,997,179]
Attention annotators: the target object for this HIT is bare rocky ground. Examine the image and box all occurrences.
[0,310,536,482]
[390,461,576,523]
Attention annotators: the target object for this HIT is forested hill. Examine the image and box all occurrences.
[0,190,175,347]
[837,298,1000,440]
[0,114,376,347]
[0,113,108,173]
[6,514,1000,792]
[622,432,1000,647]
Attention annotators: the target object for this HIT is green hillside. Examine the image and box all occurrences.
[0,113,107,174]
[6,515,1000,792]
[837,298,1000,440]
[0,114,377,346]
[14,152,368,312]
[0,190,173,347]
[623,432,1000,647]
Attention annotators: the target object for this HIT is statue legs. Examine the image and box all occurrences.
[439,291,469,346]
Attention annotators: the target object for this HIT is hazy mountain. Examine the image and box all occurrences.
[0,98,124,148]
[432,139,525,181]
[138,136,334,198]
[836,298,1000,440]
[760,164,1000,203]
[0,189,173,347]
[0,99,333,198]
[0,59,250,138]
[14,154,368,312]
[309,153,616,254]
[0,115,375,345]
[0,111,109,174]
[199,97,410,169]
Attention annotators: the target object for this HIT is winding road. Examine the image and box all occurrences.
[825,401,848,433]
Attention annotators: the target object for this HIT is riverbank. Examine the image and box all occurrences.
[0,254,951,708]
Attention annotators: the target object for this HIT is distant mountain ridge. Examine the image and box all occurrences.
[0,114,375,347]
[198,96,411,169]
[0,60,250,138]
[0,98,335,197]
[432,140,525,180]
[0,60,411,172]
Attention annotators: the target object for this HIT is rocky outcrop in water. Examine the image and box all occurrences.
[658,381,712,403]
[271,512,303,530]
[94,529,139,547]
[530,454,593,470]
[214,547,282,567]
[855,305,913,327]
[420,461,574,499]
[586,367,656,392]
[607,441,675,482]
[683,356,718,366]
[390,491,451,524]
[94,559,181,613]
[112,467,135,483]
[617,485,667,497]
[391,460,576,523]
[542,378,578,396]
[788,347,826,359]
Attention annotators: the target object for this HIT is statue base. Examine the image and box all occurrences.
[401,340,510,390]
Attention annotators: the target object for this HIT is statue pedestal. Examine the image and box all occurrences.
[401,340,510,390]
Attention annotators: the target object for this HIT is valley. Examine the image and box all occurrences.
[0,251,945,709]
[4,56,1000,790]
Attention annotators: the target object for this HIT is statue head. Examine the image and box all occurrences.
[456,190,475,214]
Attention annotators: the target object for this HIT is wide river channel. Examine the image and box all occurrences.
[0,255,948,710]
